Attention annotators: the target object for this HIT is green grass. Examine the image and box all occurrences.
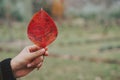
[0,21,120,80]
[21,57,120,80]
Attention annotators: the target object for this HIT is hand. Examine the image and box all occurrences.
[10,45,48,78]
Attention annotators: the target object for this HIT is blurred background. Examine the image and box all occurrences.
[0,0,120,80]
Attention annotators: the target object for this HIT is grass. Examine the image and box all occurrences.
[21,57,120,80]
[0,21,120,80]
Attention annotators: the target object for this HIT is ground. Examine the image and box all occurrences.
[0,20,120,80]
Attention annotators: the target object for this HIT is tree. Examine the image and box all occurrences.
[51,0,64,19]
[0,0,5,19]
[32,0,50,14]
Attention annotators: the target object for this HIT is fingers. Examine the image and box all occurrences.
[29,45,41,52]
[45,47,48,51]
[44,51,49,56]
[36,62,43,70]
[30,48,45,58]
[28,45,48,56]
[29,45,48,53]
[26,45,49,69]
[27,56,44,68]
[29,47,48,58]
[27,51,48,69]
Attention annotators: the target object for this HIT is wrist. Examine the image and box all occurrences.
[11,59,17,78]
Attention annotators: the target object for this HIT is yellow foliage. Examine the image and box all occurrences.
[51,0,64,19]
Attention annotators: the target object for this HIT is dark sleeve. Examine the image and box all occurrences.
[0,58,16,80]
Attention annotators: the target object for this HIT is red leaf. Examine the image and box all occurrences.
[27,9,58,48]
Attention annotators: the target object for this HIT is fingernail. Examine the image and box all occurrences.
[37,63,42,70]
[27,64,31,67]
[45,47,48,51]
[45,51,49,56]
[41,48,45,52]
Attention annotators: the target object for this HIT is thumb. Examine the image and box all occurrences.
[29,48,45,59]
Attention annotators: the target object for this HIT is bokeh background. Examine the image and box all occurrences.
[0,0,120,80]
